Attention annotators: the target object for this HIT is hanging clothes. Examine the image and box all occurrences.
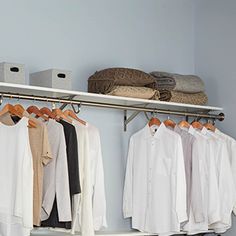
[71,120,94,236]
[41,120,81,229]
[0,117,33,236]
[41,119,71,223]
[215,128,236,214]
[183,127,221,235]
[87,123,107,230]
[173,125,196,218]
[71,122,107,235]
[201,127,236,234]
[123,123,187,235]
[0,112,52,226]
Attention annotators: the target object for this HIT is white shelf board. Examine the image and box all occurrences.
[31,229,213,236]
[31,229,156,236]
[30,229,184,236]
[0,83,223,113]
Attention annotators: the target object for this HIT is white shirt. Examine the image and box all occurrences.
[215,129,236,214]
[123,123,187,235]
[87,123,107,230]
[183,126,220,235]
[71,121,94,236]
[202,128,236,234]
[72,122,107,234]
[0,117,33,236]
[41,119,71,222]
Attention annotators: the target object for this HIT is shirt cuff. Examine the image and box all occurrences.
[194,212,205,223]
[123,211,132,219]
[208,212,221,225]
[93,216,107,230]
[178,211,188,223]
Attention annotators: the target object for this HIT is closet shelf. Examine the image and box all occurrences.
[0,82,222,113]
[31,229,213,236]
[31,230,156,236]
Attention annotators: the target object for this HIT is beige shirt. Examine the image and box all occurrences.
[0,112,52,226]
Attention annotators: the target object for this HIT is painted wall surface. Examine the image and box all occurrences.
[0,0,195,232]
[194,0,236,235]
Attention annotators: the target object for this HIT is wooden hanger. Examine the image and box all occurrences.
[164,117,176,129]
[191,120,203,130]
[40,107,58,120]
[63,109,86,126]
[204,122,216,132]
[148,116,161,127]
[178,120,190,129]
[14,104,25,115]
[0,103,36,128]
[0,104,20,117]
[53,108,73,123]
[27,105,49,121]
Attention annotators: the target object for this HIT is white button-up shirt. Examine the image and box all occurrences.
[215,129,236,215]
[202,128,236,234]
[71,122,107,235]
[123,123,187,235]
[184,126,221,235]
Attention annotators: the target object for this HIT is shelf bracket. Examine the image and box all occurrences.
[59,95,76,110]
[124,110,141,131]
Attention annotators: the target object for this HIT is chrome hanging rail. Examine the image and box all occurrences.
[0,92,225,121]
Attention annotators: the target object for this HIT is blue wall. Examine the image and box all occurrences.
[194,1,236,235]
[0,0,196,233]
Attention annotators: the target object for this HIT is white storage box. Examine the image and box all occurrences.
[0,62,26,84]
[30,69,72,90]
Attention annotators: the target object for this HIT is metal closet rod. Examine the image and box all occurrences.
[0,92,225,121]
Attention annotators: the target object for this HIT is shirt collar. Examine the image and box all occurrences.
[201,126,208,135]
[144,122,166,139]
[188,125,195,135]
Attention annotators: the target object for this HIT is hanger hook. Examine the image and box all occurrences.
[213,118,216,126]
[0,95,3,105]
[152,110,157,118]
[185,114,189,122]
[52,102,56,110]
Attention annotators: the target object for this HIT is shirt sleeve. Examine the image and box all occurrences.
[93,131,107,230]
[41,124,53,165]
[175,136,188,223]
[56,128,72,222]
[68,128,81,195]
[207,140,221,224]
[22,137,34,231]
[191,139,205,223]
[229,140,236,215]
[218,142,236,224]
[123,137,134,218]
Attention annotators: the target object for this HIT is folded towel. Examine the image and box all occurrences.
[150,72,176,90]
[150,71,205,93]
[169,91,208,105]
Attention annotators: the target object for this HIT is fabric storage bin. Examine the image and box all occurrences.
[0,62,26,84]
[30,69,72,90]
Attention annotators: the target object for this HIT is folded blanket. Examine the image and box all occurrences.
[169,91,208,105]
[150,72,176,90]
[150,71,205,93]
[88,68,156,94]
[159,90,172,102]
[107,86,160,100]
